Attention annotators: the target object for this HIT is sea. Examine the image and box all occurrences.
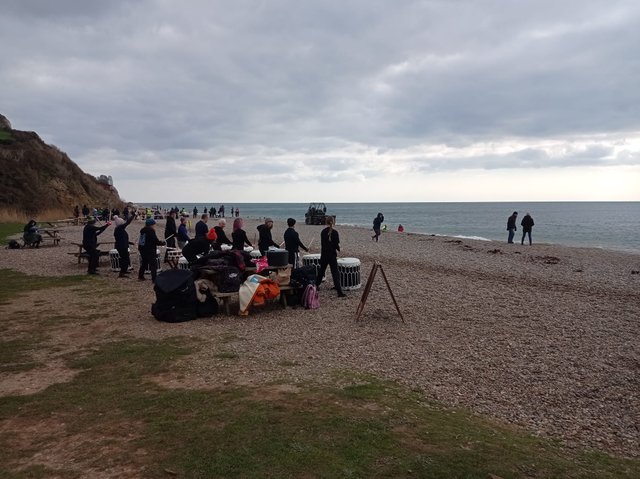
[143,202,640,255]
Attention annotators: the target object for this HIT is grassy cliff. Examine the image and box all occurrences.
[0,120,125,221]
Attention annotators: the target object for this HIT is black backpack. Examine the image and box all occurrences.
[290,265,317,287]
[216,266,241,293]
[196,290,219,317]
[151,269,198,323]
[8,240,20,249]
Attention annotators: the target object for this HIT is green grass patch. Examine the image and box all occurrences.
[0,269,90,305]
[0,130,13,141]
[0,338,637,478]
[0,339,42,373]
[0,223,22,245]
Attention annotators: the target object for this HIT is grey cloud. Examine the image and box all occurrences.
[1,0,639,194]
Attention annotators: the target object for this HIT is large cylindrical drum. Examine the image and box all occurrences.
[166,248,181,267]
[109,249,120,272]
[302,253,322,281]
[267,248,288,267]
[337,257,361,290]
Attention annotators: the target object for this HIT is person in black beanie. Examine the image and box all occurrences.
[83,216,110,275]
[113,215,135,277]
[137,218,165,283]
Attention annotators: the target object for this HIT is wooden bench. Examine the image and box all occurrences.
[67,251,110,264]
[211,284,300,316]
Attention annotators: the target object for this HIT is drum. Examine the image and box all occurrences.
[166,248,182,267]
[139,248,162,274]
[109,248,133,272]
[250,249,262,259]
[337,257,361,290]
[178,256,189,270]
[267,248,288,267]
[109,249,120,272]
[302,253,323,281]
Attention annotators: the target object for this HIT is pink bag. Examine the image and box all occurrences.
[252,256,269,273]
[302,284,319,309]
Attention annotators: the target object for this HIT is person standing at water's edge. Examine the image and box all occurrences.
[372,212,384,242]
[521,212,535,245]
[507,211,518,244]
[316,216,346,298]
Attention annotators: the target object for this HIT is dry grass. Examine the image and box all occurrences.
[0,208,75,223]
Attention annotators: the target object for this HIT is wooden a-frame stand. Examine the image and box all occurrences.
[355,261,405,322]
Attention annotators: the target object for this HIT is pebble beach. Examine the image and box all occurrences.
[1,218,639,458]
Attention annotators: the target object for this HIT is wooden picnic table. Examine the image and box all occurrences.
[41,229,62,246]
[69,242,112,264]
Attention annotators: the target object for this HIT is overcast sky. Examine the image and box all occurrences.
[1,0,639,202]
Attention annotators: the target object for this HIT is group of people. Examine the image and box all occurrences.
[191,205,239,219]
[507,211,535,245]
[79,211,347,298]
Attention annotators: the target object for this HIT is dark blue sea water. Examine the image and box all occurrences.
[145,202,640,254]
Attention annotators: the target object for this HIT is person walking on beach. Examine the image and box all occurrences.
[113,215,135,277]
[316,216,346,298]
[521,212,535,245]
[284,218,309,267]
[507,211,518,244]
[192,206,198,219]
[83,216,110,275]
[372,212,384,241]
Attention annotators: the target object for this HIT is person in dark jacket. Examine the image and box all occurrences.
[181,227,216,264]
[194,214,209,238]
[23,219,43,248]
[137,218,165,282]
[372,212,384,242]
[163,211,177,262]
[113,215,135,277]
[257,218,278,255]
[316,216,345,297]
[507,211,518,244]
[213,219,232,249]
[164,211,177,248]
[231,217,252,250]
[177,216,190,249]
[520,212,535,245]
[83,216,110,275]
[283,218,308,267]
